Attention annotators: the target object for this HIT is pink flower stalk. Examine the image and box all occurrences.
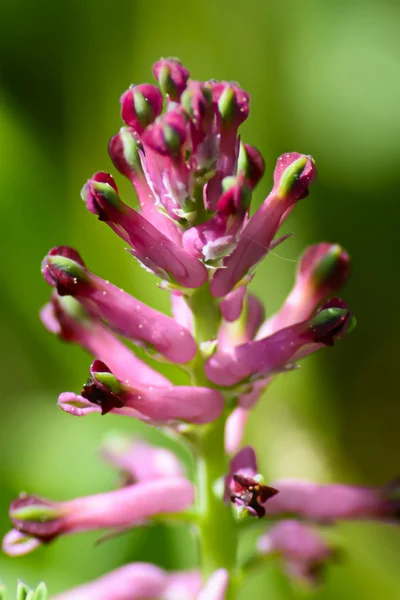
[257,520,337,585]
[42,246,197,363]
[6,477,194,552]
[264,479,400,523]
[59,359,223,423]
[52,563,201,600]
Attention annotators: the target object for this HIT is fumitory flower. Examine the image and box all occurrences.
[4,56,392,600]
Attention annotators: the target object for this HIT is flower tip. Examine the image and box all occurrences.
[82,362,125,415]
[237,143,265,188]
[214,82,250,125]
[109,128,143,177]
[301,243,351,293]
[120,83,163,131]
[2,529,41,557]
[309,298,354,345]
[274,153,317,201]
[10,495,62,542]
[152,57,190,101]
[142,110,187,157]
[42,247,88,295]
[82,172,121,219]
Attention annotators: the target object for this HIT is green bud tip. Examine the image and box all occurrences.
[218,86,237,123]
[309,308,349,336]
[133,89,154,127]
[17,582,30,600]
[92,181,122,209]
[222,176,237,193]
[11,505,61,523]
[277,156,308,198]
[32,583,48,600]
[253,474,265,485]
[47,256,88,282]
[94,371,123,395]
[120,128,143,174]
[163,124,182,154]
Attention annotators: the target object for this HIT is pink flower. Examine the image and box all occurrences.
[59,359,223,424]
[40,292,169,385]
[42,246,197,363]
[52,563,201,600]
[225,447,278,518]
[102,436,185,484]
[257,520,337,585]
[5,478,194,553]
[257,242,350,338]
[206,298,354,386]
[210,153,317,298]
[82,171,208,288]
[264,479,400,523]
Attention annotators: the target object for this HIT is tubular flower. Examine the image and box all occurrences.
[6,477,194,552]
[52,563,201,600]
[257,520,338,586]
[6,57,393,600]
[264,479,400,523]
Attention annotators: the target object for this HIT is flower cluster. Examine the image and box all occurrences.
[3,58,396,598]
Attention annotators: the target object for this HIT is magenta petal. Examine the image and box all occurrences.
[53,563,168,600]
[220,287,246,322]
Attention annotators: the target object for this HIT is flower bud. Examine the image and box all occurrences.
[257,521,337,586]
[212,82,250,127]
[237,143,265,189]
[152,58,190,101]
[120,84,163,133]
[142,109,187,157]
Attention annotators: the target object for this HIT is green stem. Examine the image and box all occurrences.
[188,282,239,599]
[196,417,239,599]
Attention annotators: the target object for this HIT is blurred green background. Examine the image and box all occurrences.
[1,0,400,597]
